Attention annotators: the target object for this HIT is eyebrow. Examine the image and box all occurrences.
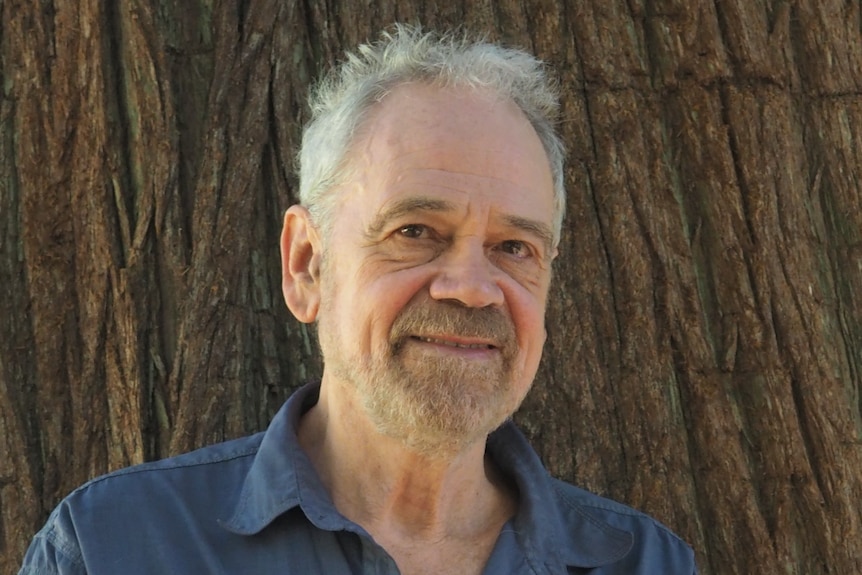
[504,215,555,255]
[365,197,456,237]
[365,195,555,254]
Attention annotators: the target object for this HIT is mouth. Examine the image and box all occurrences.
[409,335,497,350]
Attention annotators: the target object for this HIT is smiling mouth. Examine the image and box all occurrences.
[411,336,496,350]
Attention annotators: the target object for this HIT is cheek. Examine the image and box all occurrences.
[508,288,549,362]
[359,265,435,313]
[343,267,432,353]
[519,314,547,362]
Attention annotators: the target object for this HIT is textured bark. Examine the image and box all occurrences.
[2,1,861,573]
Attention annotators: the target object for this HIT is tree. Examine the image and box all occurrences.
[2,1,861,573]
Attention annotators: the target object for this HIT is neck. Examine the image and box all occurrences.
[297,377,516,542]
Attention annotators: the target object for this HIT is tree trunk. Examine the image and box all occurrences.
[2,1,860,573]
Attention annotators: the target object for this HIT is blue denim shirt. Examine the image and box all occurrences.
[20,382,696,574]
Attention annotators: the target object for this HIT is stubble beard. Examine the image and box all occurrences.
[319,296,528,458]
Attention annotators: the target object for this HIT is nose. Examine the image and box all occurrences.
[428,241,504,308]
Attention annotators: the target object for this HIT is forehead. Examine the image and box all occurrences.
[342,84,555,226]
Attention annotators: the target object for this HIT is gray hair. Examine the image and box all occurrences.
[298,24,566,245]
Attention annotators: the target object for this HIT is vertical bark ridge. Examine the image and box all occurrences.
[2,2,862,573]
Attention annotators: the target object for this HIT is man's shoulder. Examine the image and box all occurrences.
[71,431,264,496]
[548,477,696,570]
[46,431,266,532]
[548,477,677,531]
[487,421,696,570]
[20,432,269,575]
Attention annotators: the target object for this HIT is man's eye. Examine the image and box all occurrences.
[398,224,428,239]
[500,240,531,258]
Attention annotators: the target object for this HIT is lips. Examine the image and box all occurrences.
[411,335,495,350]
[390,299,516,359]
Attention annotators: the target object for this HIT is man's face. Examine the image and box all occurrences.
[316,84,557,455]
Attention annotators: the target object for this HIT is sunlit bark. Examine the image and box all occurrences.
[2,1,860,572]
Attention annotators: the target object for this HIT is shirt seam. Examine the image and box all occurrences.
[552,482,690,548]
[18,565,65,575]
[32,524,86,571]
[71,444,261,493]
[550,484,635,565]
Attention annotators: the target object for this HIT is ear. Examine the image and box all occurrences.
[280,205,323,323]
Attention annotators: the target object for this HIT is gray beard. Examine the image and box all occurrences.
[321,298,525,457]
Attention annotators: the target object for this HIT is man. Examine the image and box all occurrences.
[20,25,696,574]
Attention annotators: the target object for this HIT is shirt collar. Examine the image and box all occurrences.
[223,382,632,567]
[486,422,633,568]
[222,382,341,535]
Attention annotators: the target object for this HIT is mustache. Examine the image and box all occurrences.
[389,300,516,352]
